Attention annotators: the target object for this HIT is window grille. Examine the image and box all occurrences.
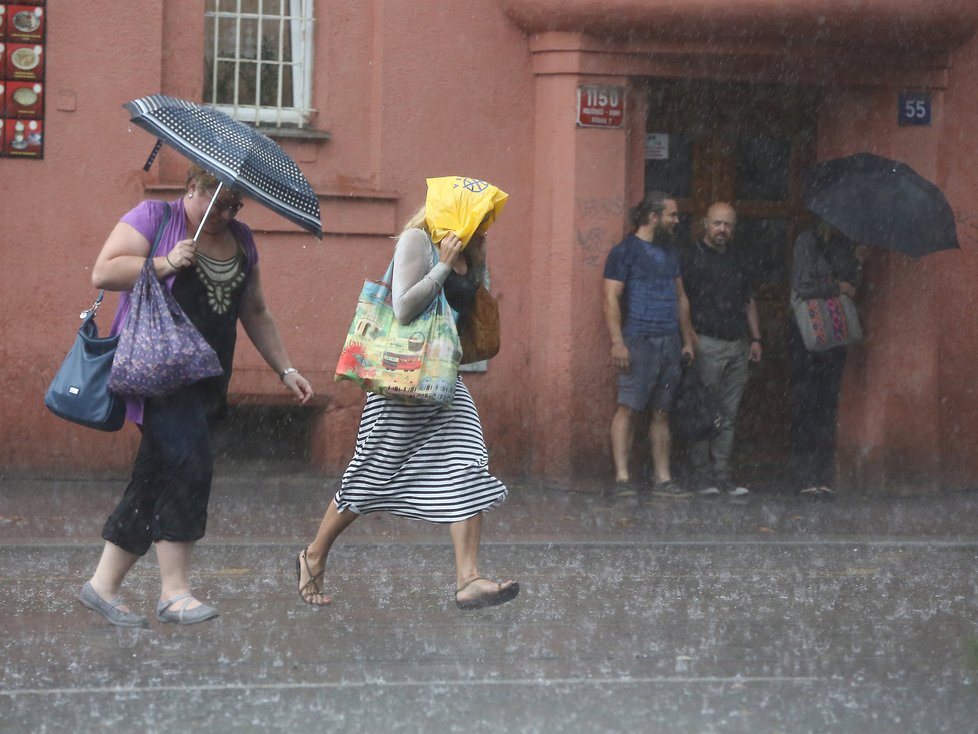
[204,0,314,127]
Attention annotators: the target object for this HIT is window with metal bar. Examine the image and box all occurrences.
[203,0,314,127]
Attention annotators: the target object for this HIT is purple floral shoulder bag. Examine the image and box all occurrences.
[107,206,224,398]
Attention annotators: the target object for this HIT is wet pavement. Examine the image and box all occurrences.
[2,469,978,733]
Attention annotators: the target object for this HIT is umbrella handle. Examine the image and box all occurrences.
[193,182,222,242]
[143,139,164,172]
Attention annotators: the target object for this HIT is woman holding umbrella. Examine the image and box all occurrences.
[788,216,867,499]
[791,152,957,497]
[295,176,519,611]
[78,165,314,627]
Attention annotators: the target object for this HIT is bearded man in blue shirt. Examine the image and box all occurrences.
[603,192,696,498]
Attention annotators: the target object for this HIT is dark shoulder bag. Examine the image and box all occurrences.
[671,359,722,442]
[460,284,500,365]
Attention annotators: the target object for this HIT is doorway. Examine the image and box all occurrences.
[643,78,819,488]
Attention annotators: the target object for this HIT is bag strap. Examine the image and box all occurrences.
[83,202,173,320]
[148,202,173,258]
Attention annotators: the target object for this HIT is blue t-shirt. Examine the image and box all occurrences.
[603,234,680,337]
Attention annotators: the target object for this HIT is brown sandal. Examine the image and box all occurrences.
[295,548,328,606]
[455,577,520,610]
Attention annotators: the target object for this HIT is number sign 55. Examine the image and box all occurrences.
[898,92,931,127]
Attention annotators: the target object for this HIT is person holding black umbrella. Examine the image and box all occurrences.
[788,216,867,499]
[78,164,314,627]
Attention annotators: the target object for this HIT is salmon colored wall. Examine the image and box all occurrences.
[1,1,168,473]
[4,1,978,493]
[525,72,634,483]
[498,0,978,49]
[0,1,535,477]
[816,47,978,492]
[517,17,978,491]
[934,37,978,490]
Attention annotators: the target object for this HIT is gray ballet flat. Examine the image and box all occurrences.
[78,581,149,628]
[156,592,219,625]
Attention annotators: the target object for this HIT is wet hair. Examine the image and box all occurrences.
[185,164,221,192]
[629,191,670,231]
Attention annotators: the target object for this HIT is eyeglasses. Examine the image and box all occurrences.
[199,188,244,214]
[211,198,244,214]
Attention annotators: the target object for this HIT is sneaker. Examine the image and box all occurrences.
[651,480,692,499]
[612,480,637,498]
[799,486,834,499]
[697,485,721,497]
[719,480,750,497]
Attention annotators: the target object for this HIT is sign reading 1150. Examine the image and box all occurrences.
[577,84,625,128]
[898,91,931,126]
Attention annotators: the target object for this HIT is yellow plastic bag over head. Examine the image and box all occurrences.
[425,176,509,248]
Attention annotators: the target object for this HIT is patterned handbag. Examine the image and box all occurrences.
[792,293,863,352]
[107,209,224,398]
[334,250,461,406]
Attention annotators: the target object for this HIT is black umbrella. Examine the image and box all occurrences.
[801,152,958,257]
[124,94,322,239]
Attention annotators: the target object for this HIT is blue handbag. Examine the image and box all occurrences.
[44,293,127,431]
[44,206,172,430]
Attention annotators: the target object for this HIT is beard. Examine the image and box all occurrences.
[654,223,675,242]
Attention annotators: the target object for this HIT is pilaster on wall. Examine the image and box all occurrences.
[822,87,944,493]
[526,58,635,484]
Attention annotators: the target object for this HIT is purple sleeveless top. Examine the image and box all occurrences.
[110,198,260,425]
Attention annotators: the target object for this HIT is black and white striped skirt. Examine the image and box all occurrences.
[335,378,507,523]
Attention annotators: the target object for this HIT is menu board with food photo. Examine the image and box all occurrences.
[1,2,45,158]
[5,117,40,156]
[7,43,42,80]
[7,6,43,42]
[7,80,40,116]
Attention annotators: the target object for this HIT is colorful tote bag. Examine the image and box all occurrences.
[335,250,461,406]
[792,292,863,352]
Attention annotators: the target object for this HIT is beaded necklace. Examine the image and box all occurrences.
[194,248,245,315]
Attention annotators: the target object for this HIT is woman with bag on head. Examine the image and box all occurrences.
[78,165,314,627]
[788,215,868,500]
[297,176,519,611]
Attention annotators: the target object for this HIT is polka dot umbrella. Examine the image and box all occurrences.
[124,94,322,239]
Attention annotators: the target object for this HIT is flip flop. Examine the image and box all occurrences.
[295,548,329,606]
[455,577,520,610]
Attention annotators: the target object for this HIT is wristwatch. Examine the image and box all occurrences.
[279,367,298,380]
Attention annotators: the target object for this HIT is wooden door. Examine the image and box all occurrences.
[644,79,819,488]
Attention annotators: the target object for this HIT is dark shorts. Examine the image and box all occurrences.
[617,333,682,413]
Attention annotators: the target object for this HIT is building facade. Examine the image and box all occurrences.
[3,1,978,493]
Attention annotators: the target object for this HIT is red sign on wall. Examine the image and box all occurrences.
[577,85,625,128]
[0,2,45,159]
